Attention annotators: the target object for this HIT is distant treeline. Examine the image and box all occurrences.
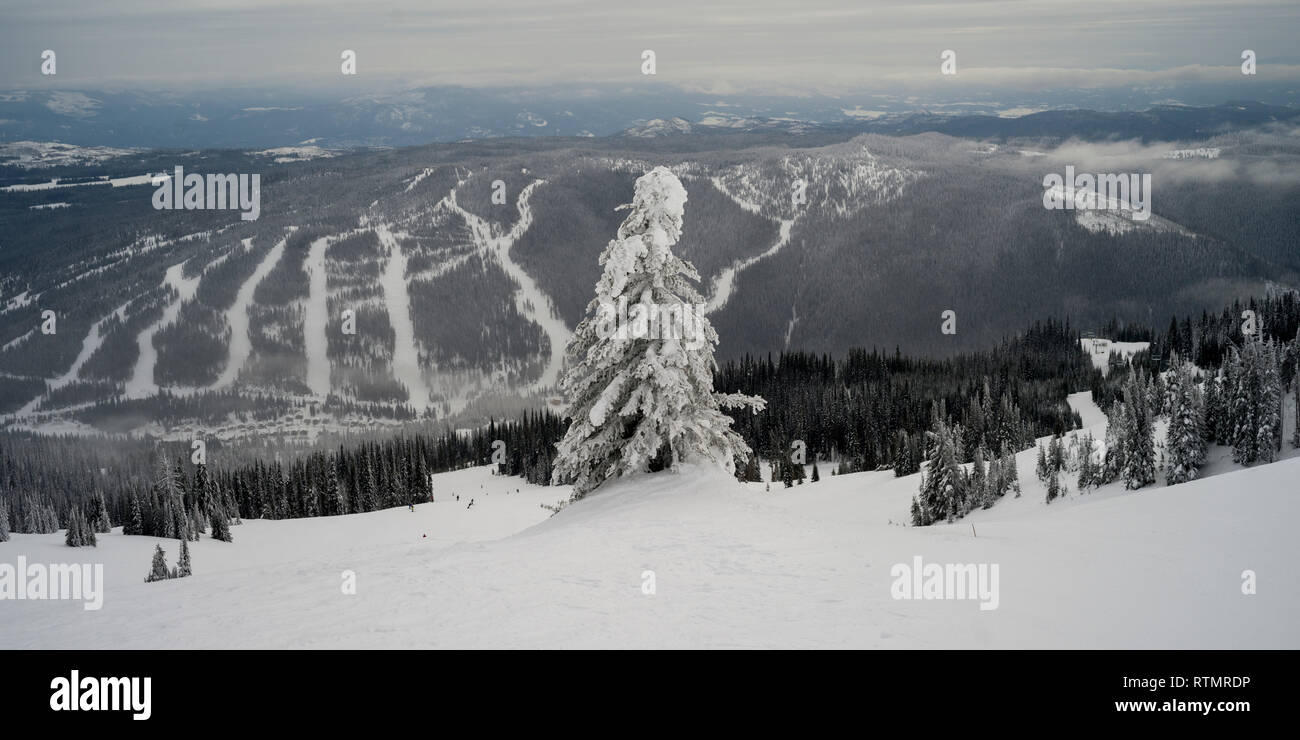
[716,318,1094,473]
[0,410,565,536]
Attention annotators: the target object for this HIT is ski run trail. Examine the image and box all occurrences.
[5,299,131,419]
[302,236,332,398]
[3,390,1296,649]
[213,237,286,390]
[446,180,571,392]
[374,223,431,413]
[705,218,796,314]
[124,262,201,399]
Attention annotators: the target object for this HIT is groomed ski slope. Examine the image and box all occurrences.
[124,263,201,399]
[213,237,285,390]
[446,182,571,391]
[374,224,432,412]
[1,394,1296,649]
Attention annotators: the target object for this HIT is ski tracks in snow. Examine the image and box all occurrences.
[445,181,571,392]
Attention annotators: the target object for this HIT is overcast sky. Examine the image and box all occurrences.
[2,0,1298,93]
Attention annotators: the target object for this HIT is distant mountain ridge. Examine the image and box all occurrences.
[2,82,1296,149]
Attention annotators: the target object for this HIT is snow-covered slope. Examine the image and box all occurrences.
[2,397,1295,649]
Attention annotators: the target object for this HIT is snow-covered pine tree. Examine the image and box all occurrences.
[1102,396,1129,480]
[1149,371,1166,416]
[88,491,111,534]
[1229,344,1259,463]
[1001,444,1021,497]
[551,167,764,498]
[1035,443,1049,483]
[65,508,95,547]
[1049,436,1066,476]
[969,447,987,513]
[328,462,347,516]
[1045,466,1060,503]
[173,500,192,542]
[984,456,1002,508]
[1202,367,1222,446]
[210,508,233,542]
[360,453,379,512]
[1294,363,1300,449]
[1121,373,1156,489]
[145,544,170,583]
[914,417,967,524]
[193,462,210,519]
[125,494,143,536]
[62,507,76,543]
[1165,356,1207,485]
[1257,341,1282,464]
[84,509,96,547]
[0,500,10,542]
[178,538,192,577]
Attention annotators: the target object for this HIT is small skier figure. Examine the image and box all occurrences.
[409,504,415,513]
[467,498,475,510]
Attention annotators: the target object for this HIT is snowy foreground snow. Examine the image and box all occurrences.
[2,398,1297,649]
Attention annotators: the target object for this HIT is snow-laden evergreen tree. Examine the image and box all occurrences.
[65,508,83,547]
[1049,435,1067,476]
[1043,437,1066,502]
[194,463,216,520]
[1294,363,1300,449]
[178,538,192,578]
[1148,371,1167,416]
[1228,340,1283,465]
[1256,341,1283,464]
[1165,355,1207,485]
[912,416,967,525]
[969,447,987,513]
[984,456,1002,508]
[551,167,764,498]
[210,508,233,542]
[1202,368,1223,445]
[124,494,143,536]
[0,500,9,542]
[1228,344,1260,463]
[145,544,170,583]
[1121,373,1156,489]
[328,463,347,516]
[1076,432,1100,490]
[1035,443,1050,482]
[1001,444,1021,497]
[88,491,111,534]
[360,454,379,512]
